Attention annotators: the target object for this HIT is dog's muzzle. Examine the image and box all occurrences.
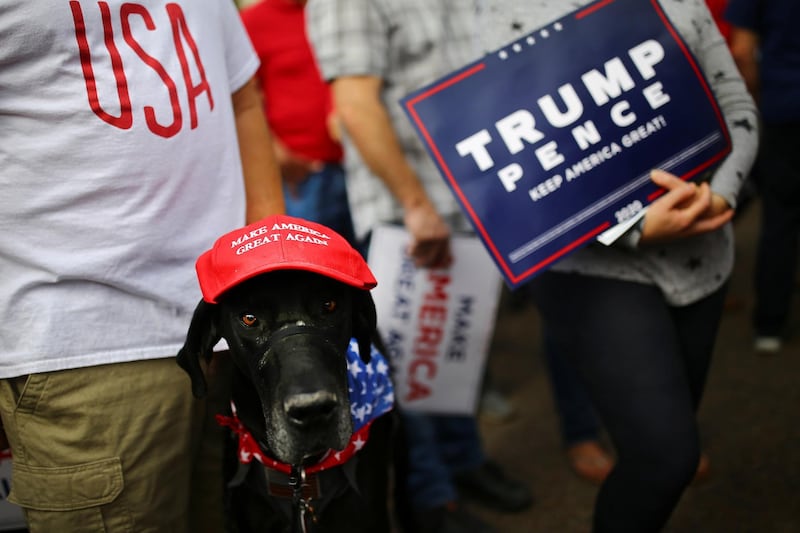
[257,323,340,371]
[257,323,353,457]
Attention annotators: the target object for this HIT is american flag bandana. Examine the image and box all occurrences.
[216,339,395,474]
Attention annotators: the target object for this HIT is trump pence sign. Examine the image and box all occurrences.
[402,0,731,288]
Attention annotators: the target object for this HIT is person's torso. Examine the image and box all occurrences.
[243,0,342,162]
[0,0,257,376]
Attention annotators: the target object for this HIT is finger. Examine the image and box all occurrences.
[680,182,712,221]
[697,182,713,204]
[650,168,680,184]
[661,181,697,210]
[651,169,696,206]
[707,193,731,217]
[687,208,734,235]
[650,168,688,190]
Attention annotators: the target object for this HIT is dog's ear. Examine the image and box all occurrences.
[176,299,221,398]
[352,289,377,363]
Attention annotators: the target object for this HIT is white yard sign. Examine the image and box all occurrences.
[368,225,502,415]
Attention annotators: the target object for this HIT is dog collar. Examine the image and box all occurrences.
[216,339,394,474]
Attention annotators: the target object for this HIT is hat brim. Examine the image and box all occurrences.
[197,253,377,304]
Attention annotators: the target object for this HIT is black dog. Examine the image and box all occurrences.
[177,216,398,532]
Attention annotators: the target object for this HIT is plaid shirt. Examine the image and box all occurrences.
[307,0,479,240]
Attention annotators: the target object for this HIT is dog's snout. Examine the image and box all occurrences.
[284,391,340,426]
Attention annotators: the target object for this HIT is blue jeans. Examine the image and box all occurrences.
[402,411,485,510]
[284,163,356,245]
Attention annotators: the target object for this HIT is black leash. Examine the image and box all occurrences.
[289,465,317,533]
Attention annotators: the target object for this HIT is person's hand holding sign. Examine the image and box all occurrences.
[640,169,734,244]
[403,198,453,269]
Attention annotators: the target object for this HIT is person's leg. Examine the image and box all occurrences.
[542,331,602,447]
[753,192,799,337]
[435,414,486,473]
[435,414,533,513]
[667,284,728,484]
[511,283,602,445]
[0,358,198,533]
[401,411,459,511]
[752,123,800,345]
[670,284,728,410]
[542,332,613,485]
[399,411,497,532]
[530,272,703,533]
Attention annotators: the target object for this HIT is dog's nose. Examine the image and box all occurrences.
[283,391,339,426]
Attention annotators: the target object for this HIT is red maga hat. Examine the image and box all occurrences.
[196,215,377,303]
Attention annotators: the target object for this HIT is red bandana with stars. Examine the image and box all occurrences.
[216,404,371,475]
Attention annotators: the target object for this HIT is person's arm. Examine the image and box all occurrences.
[631,4,758,246]
[232,76,286,224]
[331,75,451,268]
[728,25,761,101]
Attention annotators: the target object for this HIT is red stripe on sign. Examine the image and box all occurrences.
[575,0,615,20]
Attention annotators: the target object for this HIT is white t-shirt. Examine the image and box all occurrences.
[0,0,259,377]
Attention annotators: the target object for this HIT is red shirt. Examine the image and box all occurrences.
[705,0,731,43]
[241,0,342,163]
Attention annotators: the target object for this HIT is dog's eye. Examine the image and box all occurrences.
[240,314,258,327]
[321,299,337,313]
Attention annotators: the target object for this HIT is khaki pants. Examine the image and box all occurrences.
[0,356,229,533]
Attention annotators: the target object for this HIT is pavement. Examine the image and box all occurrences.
[468,199,800,532]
